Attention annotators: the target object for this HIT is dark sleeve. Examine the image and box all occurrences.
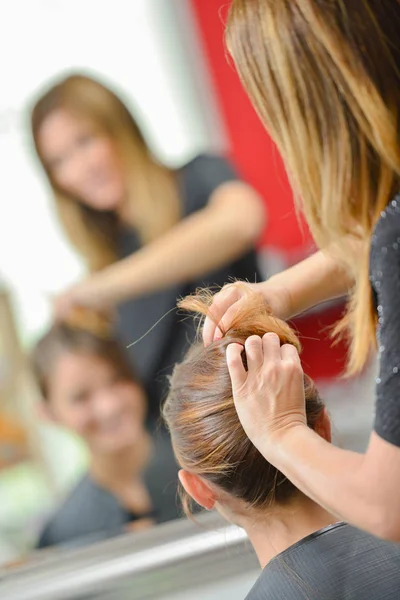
[182,154,239,216]
[35,477,129,549]
[371,209,400,446]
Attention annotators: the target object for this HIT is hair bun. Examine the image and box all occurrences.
[64,307,113,339]
[179,285,301,352]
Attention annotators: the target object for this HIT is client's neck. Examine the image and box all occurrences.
[242,495,337,569]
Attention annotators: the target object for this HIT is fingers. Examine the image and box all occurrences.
[229,335,299,383]
[280,343,302,365]
[227,336,298,387]
[262,332,281,361]
[217,299,247,340]
[244,335,264,374]
[226,343,247,391]
[203,285,243,346]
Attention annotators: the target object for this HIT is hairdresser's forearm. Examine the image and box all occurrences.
[270,425,400,540]
[262,245,354,318]
[91,186,265,304]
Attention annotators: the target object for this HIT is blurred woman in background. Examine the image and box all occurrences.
[30,73,265,423]
[32,309,178,549]
[164,291,400,600]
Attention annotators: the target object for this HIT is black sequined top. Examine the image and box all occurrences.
[370,193,400,446]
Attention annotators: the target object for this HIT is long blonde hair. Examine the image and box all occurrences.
[226,0,400,373]
[31,73,180,271]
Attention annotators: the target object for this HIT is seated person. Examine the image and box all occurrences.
[163,290,400,600]
[32,309,179,549]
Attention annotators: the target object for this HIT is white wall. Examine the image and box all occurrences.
[0,0,212,343]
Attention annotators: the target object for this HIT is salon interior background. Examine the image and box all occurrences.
[0,0,376,574]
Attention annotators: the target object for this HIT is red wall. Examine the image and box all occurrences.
[190,0,312,252]
[189,0,348,380]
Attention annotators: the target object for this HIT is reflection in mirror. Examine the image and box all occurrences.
[29,70,263,428]
[0,0,267,573]
[31,310,179,550]
[0,0,381,594]
[0,0,225,568]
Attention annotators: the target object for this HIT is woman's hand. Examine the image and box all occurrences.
[53,278,112,321]
[203,248,354,346]
[203,280,292,345]
[226,333,307,455]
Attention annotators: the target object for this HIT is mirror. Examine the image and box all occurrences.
[0,0,377,575]
[0,0,220,564]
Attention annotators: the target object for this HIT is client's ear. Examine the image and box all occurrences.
[179,470,216,511]
[314,408,332,443]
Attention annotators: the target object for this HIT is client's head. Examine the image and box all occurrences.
[163,290,330,526]
[32,310,146,455]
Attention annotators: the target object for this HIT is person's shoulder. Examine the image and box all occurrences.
[36,475,90,548]
[245,564,309,600]
[250,523,400,600]
[179,153,237,183]
[180,152,227,170]
[55,473,105,509]
[178,153,239,214]
[36,475,120,549]
[245,524,355,600]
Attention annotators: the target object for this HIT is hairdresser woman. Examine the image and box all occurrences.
[205,0,400,542]
[30,73,265,422]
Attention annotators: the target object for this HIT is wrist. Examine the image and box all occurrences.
[80,273,114,307]
[93,265,131,306]
[254,421,308,463]
[259,275,294,320]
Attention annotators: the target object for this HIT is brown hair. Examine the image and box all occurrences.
[32,313,136,402]
[226,1,400,374]
[163,290,324,513]
[30,73,180,271]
